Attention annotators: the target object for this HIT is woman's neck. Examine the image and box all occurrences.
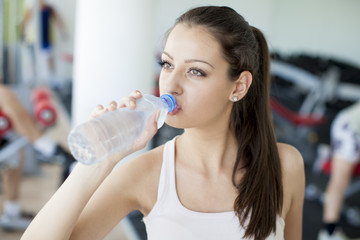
[176,127,238,177]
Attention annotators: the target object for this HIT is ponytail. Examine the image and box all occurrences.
[232,26,283,239]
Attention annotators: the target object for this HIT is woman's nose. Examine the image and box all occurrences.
[160,71,183,96]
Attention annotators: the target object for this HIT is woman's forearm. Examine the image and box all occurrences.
[21,161,116,240]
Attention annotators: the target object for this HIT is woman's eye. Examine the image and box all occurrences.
[189,68,206,77]
[158,60,173,70]
[164,62,172,69]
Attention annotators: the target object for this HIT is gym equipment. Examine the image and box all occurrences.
[0,111,29,166]
[0,111,12,138]
[31,88,57,127]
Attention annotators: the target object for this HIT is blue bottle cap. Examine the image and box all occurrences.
[160,94,177,112]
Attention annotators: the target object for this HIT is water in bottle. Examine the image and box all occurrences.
[68,94,176,165]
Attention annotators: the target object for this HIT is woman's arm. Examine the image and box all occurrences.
[21,161,117,240]
[21,91,159,240]
[70,148,162,239]
[279,144,305,240]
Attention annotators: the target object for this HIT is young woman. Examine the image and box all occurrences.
[22,6,305,240]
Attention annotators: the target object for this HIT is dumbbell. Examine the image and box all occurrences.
[0,111,12,138]
[31,88,57,127]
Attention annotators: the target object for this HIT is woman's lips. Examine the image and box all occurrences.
[168,105,181,115]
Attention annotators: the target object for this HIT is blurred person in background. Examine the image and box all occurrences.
[21,0,67,86]
[318,101,360,240]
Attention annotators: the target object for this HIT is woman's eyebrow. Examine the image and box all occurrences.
[162,51,173,59]
[162,51,215,69]
[184,59,214,69]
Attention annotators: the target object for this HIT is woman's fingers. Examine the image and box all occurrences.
[107,100,117,111]
[131,90,142,99]
[89,90,142,120]
[89,104,106,119]
[118,90,142,109]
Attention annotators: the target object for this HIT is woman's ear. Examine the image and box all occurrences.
[229,71,252,102]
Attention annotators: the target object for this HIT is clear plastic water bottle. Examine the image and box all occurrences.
[68,94,176,165]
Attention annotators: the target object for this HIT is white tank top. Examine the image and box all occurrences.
[143,137,285,240]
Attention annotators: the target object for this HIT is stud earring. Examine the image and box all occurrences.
[232,96,238,102]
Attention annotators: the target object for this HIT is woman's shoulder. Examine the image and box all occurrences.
[113,144,165,214]
[276,142,304,175]
[276,143,305,198]
[119,144,165,184]
[276,143,305,215]
[276,143,305,233]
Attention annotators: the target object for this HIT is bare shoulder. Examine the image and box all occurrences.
[277,143,304,177]
[111,144,165,214]
[277,143,305,217]
[127,145,164,188]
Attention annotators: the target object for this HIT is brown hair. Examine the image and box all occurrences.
[175,6,283,239]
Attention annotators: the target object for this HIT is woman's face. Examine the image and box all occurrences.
[159,23,236,129]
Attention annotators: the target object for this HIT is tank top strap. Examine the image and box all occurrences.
[156,136,177,201]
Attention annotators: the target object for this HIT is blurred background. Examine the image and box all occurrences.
[0,0,359,239]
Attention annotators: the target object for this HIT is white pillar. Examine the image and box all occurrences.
[72,0,156,127]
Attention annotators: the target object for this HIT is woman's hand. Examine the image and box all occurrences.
[89,90,160,164]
